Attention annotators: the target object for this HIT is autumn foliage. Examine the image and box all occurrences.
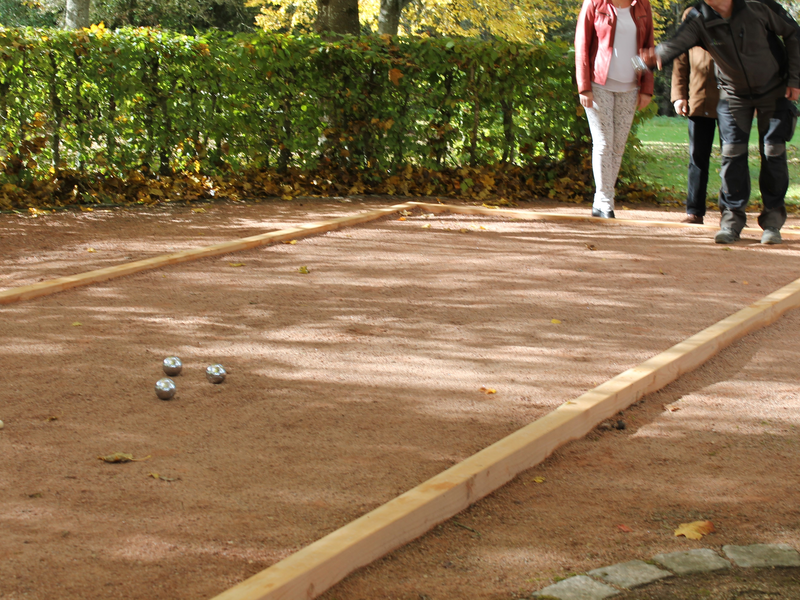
[0,26,654,210]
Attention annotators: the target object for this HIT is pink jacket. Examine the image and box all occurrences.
[575,0,655,96]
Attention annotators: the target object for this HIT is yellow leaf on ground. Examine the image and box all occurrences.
[398,217,406,221]
[98,452,151,463]
[618,524,633,532]
[421,224,431,229]
[551,319,562,324]
[71,322,81,326]
[80,206,93,212]
[674,520,715,540]
[479,386,496,394]
[228,263,245,267]
[191,208,206,213]
[148,472,178,482]
[532,476,546,484]
[298,266,309,274]
[586,244,597,251]
[87,248,96,252]
[622,206,630,210]
[282,240,297,244]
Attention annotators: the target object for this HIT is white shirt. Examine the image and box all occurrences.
[603,6,638,92]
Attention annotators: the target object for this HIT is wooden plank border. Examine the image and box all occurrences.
[0,202,416,306]
[211,276,800,599]
[3,201,798,307]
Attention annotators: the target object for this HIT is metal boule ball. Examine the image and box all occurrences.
[163,356,183,376]
[206,364,226,384]
[155,378,176,400]
[0,419,4,429]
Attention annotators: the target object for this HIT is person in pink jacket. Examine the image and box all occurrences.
[575,0,655,218]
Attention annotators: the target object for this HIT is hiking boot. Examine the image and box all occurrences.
[681,214,704,224]
[714,228,739,244]
[761,227,782,245]
[591,208,616,219]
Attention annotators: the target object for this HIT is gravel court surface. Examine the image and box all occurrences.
[0,198,799,600]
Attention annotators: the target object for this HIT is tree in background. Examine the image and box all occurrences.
[315,0,358,33]
[253,0,580,41]
[64,0,89,27]
[0,0,59,25]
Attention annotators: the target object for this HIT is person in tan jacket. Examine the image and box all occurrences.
[670,8,720,225]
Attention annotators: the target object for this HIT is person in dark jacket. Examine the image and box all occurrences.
[671,7,720,225]
[642,0,800,244]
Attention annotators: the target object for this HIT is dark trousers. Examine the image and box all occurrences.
[686,116,717,217]
[716,90,796,232]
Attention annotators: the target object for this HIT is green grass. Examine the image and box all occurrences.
[636,115,800,208]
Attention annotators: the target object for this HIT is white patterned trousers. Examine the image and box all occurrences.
[584,84,639,212]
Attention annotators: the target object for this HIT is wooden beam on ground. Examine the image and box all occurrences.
[0,202,415,306]
[408,202,800,237]
[211,275,800,600]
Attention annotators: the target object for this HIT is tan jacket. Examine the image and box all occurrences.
[669,8,719,118]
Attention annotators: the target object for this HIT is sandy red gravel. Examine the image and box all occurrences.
[1,197,799,600]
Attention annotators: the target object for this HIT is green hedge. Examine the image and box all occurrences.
[0,27,589,181]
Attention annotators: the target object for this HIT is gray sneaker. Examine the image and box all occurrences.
[761,227,782,245]
[714,228,739,244]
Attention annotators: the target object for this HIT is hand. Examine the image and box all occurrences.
[579,91,594,109]
[673,99,689,116]
[639,48,662,70]
[637,93,652,111]
[786,87,800,101]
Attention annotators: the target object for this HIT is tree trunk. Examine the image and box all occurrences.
[316,0,359,35]
[377,0,412,35]
[64,0,91,29]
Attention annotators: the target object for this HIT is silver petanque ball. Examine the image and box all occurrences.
[163,356,183,377]
[206,364,226,384]
[155,378,176,400]
[162,356,183,376]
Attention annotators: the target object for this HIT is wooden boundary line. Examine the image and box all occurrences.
[3,201,798,307]
[408,201,800,237]
[0,202,416,306]
[211,270,800,597]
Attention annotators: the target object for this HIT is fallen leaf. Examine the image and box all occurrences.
[622,206,630,210]
[586,244,597,251]
[98,452,151,463]
[298,266,309,274]
[148,472,178,482]
[742,281,749,285]
[674,520,715,540]
[228,262,245,267]
[532,476,546,484]
[459,228,468,233]
[421,224,431,229]
[617,524,633,532]
[479,386,496,394]
[71,322,81,327]
[87,248,96,252]
[282,240,297,244]
[398,217,406,221]
[723,247,732,251]
[47,416,59,421]
[400,210,411,216]
[191,208,206,213]
[551,319,562,324]
[665,404,681,412]
[79,206,93,212]
[659,269,666,275]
